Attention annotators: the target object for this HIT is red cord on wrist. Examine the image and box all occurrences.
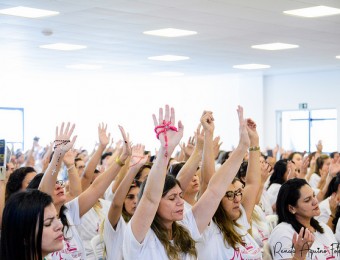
[154,120,178,157]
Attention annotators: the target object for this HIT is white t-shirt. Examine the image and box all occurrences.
[47,198,86,260]
[104,181,115,201]
[196,205,262,259]
[103,215,127,260]
[76,199,111,260]
[309,173,321,189]
[315,197,331,224]
[123,209,200,260]
[251,205,270,248]
[267,183,281,208]
[269,221,338,260]
[335,218,340,243]
[259,189,274,216]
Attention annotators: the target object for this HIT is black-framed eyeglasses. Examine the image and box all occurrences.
[225,188,242,201]
[56,180,65,188]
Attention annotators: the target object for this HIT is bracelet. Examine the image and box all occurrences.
[115,157,125,167]
[249,146,260,152]
[67,165,75,171]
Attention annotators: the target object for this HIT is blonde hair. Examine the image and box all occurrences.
[213,203,245,249]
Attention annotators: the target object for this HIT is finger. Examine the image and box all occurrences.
[55,126,59,139]
[237,106,244,123]
[64,122,70,135]
[152,114,158,127]
[164,105,169,122]
[159,107,164,124]
[59,122,65,136]
[68,124,75,138]
[170,106,175,125]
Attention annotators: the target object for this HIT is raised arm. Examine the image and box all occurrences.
[81,123,110,191]
[242,117,261,222]
[108,144,148,228]
[193,106,250,233]
[78,125,131,217]
[63,149,82,202]
[39,122,77,194]
[176,124,204,192]
[200,111,215,195]
[131,105,183,243]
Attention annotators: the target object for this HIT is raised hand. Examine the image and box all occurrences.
[130,144,148,168]
[195,124,204,153]
[63,149,77,168]
[246,118,259,146]
[118,125,132,161]
[98,122,110,147]
[237,106,250,149]
[200,110,214,134]
[54,122,77,153]
[152,105,184,155]
[292,227,314,259]
[213,136,222,160]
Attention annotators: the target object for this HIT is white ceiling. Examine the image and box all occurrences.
[1,0,340,76]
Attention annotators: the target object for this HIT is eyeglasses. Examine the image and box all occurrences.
[225,188,243,201]
[56,180,65,188]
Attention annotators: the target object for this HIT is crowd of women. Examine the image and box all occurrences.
[1,104,340,260]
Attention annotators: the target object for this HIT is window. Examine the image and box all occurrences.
[0,107,24,151]
[278,109,337,153]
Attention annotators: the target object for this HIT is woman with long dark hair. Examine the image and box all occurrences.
[269,178,337,259]
[1,189,63,260]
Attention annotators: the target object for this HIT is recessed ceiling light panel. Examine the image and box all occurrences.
[336,55,340,59]
[283,5,340,18]
[233,64,271,70]
[152,71,184,76]
[148,55,190,61]
[39,43,87,51]
[66,64,102,70]
[0,6,59,18]
[252,43,299,50]
[143,28,197,37]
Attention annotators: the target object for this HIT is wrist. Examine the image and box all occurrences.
[115,157,126,167]
[249,146,260,152]
[66,164,75,171]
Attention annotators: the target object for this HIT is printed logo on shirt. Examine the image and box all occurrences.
[272,242,340,259]
[50,240,82,260]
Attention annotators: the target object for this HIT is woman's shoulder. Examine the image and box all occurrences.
[271,222,294,234]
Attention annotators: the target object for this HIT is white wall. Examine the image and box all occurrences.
[1,69,264,154]
[263,69,340,150]
[3,67,338,154]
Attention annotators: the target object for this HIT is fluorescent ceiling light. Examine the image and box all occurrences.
[143,28,197,37]
[66,64,102,70]
[0,6,59,18]
[336,55,340,59]
[39,43,87,51]
[152,71,184,76]
[233,64,271,70]
[252,43,299,50]
[283,6,340,18]
[148,55,190,61]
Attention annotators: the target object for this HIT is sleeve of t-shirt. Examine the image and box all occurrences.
[267,184,280,207]
[65,197,81,225]
[179,208,201,240]
[269,223,296,260]
[335,220,340,243]
[315,198,331,224]
[123,221,152,259]
[103,215,125,260]
[309,174,320,189]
